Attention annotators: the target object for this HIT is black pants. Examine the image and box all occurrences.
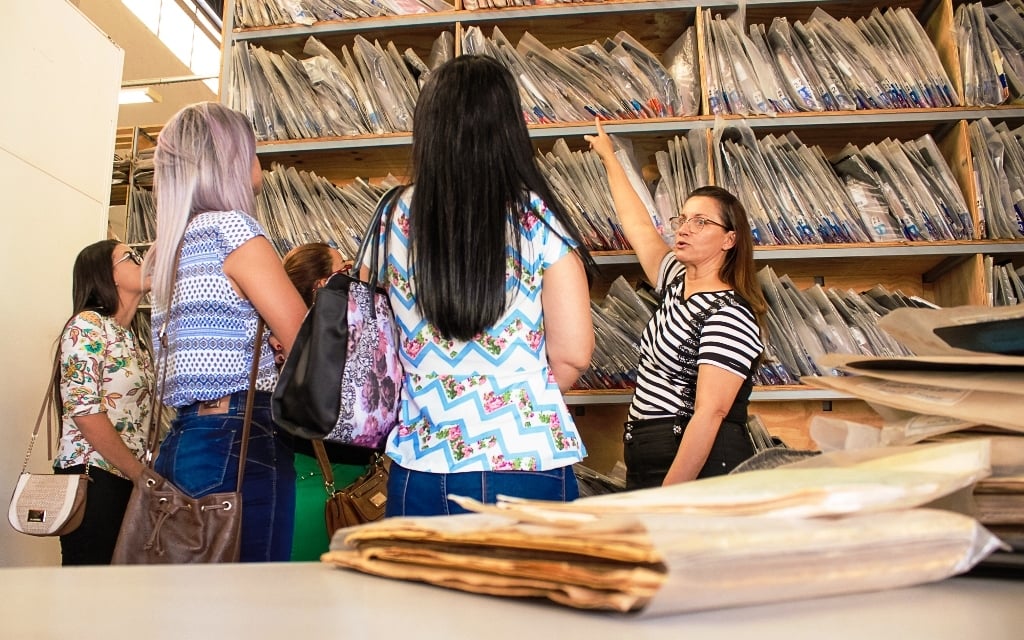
[55,465,134,565]
[623,418,754,490]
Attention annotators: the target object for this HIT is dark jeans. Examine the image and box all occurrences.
[624,417,754,490]
[154,391,296,562]
[56,465,133,566]
[385,463,579,517]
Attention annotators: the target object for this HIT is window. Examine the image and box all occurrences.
[122,0,221,93]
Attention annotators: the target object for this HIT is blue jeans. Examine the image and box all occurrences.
[154,391,296,562]
[385,463,579,517]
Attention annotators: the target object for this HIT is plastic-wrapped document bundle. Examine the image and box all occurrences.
[465,0,599,7]
[234,0,454,29]
[535,139,624,250]
[126,186,156,244]
[715,120,972,246]
[955,3,1014,106]
[323,440,1001,615]
[858,7,959,108]
[111,152,129,187]
[703,7,956,115]
[713,121,869,245]
[461,26,683,123]
[991,260,1024,306]
[831,148,906,243]
[254,164,399,257]
[985,1,1024,100]
[572,277,654,391]
[832,136,973,242]
[652,128,710,229]
[536,135,667,250]
[764,17,824,112]
[227,33,451,141]
[660,27,701,116]
[969,118,1024,239]
[703,12,760,115]
[754,266,914,387]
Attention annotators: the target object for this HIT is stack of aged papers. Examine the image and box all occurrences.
[804,304,1024,432]
[323,440,1002,615]
[805,304,1024,558]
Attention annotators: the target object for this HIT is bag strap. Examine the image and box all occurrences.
[19,357,61,475]
[235,317,264,491]
[354,186,404,292]
[26,330,94,476]
[311,440,335,497]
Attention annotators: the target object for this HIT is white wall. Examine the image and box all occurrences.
[0,0,123,566]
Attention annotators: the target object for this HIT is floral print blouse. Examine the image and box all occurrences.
[53,311,153,478]
[381,189,586,473]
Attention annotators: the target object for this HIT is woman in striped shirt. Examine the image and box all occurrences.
[587,120,767,489]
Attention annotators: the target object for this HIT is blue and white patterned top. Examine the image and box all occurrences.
[382,189,586,473]
[152,210,278,408]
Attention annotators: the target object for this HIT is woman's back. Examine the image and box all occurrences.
[383,187,586,473]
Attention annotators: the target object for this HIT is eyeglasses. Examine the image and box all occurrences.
[668,215,731,234]
[115,249,143,266]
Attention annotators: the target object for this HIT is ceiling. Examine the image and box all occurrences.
[72,0,221,129]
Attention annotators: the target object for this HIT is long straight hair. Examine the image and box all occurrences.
[145,102,258,312]
[71,239,121,318]
[408,55,590,341]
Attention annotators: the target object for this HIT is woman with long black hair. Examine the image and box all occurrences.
[374,55,595,516]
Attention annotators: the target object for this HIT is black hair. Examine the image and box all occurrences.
[408,54,592,341]
[71,239,121,317]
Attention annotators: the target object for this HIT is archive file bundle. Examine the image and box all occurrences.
[323,440,1001,615]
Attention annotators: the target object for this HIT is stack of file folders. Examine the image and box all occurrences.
[323,440,1002,615]
[804,303,1024,567]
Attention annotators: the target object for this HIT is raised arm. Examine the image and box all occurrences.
[585,119,672,284]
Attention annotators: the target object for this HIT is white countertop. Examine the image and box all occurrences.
[1,562,1021,639]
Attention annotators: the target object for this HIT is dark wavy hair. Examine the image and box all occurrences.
[407,54,592,341]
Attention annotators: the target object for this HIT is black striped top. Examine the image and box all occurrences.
[628,254,763,422]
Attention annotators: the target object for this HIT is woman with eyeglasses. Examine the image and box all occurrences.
[52,240,153,564]
[586,120,767,488]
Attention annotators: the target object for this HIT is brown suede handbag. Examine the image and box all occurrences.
[314,440,388,539]
[111,319,265,564]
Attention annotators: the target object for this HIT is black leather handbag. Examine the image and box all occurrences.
[272,187,404,448]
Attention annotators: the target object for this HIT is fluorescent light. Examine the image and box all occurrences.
[118,87,161,104]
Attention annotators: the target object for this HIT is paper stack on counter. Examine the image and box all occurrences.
[323,440,1002,615]
[804,303,1024,560]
